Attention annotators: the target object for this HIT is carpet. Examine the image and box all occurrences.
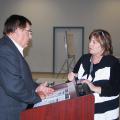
[35,77,67,85]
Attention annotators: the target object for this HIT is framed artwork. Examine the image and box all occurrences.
[53,27,84,73]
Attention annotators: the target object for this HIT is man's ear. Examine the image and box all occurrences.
[14,27,23,36]
[15,28,20,33]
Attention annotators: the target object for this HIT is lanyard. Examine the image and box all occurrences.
[87,58,93,80]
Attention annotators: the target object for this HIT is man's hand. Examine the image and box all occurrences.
[35,82,54,99]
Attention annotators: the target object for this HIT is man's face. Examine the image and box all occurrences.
[15,23,32,48]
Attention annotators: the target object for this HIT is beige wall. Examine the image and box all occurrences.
[0,0,120,72]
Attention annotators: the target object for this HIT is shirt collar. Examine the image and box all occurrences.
[10,37,24,56]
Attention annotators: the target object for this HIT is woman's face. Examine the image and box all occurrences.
[89,36,104,56]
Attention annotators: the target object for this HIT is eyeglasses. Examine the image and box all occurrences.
[101,31,105,38]
[24,29,32,34]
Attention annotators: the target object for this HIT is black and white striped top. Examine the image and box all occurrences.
[73,54,120,120]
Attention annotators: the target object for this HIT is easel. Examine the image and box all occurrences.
[56,31,76,78]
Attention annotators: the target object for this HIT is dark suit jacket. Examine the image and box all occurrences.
[0,36,41,120]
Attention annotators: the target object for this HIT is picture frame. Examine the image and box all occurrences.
[53,26,84,73]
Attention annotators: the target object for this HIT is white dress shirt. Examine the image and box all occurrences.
[10,38,24,56]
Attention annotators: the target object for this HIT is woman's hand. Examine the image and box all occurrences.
[68,72,77,81]
[81,80,101,94]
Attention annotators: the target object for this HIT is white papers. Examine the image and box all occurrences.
[34,87,70,107]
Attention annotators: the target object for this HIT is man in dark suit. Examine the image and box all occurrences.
[0,15,54,120]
